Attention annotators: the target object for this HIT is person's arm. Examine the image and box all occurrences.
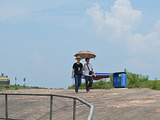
[91,64,96,77]
[92,68,96,77]
[71,68,74,78]
[82,64,85,71]
[82,64,85,77]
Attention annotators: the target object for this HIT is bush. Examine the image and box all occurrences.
[126,70,149,88]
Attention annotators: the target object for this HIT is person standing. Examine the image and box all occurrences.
[71,56,83,93]
[83,58,96,93]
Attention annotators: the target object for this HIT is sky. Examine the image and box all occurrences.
[0,0,160,89]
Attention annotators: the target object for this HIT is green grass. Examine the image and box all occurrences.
[68,79,160,90]
[68,80,114,89]
[0,84,48,90]
[0,84,64,90]
[133,80,160,90]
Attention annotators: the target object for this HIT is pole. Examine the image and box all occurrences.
[50,96,53,120]
[73,99,76,120]
[5,94,8,119]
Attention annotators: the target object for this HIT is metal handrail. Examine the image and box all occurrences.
[0,93,94,120]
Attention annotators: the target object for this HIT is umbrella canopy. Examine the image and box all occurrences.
[74,50,96,59]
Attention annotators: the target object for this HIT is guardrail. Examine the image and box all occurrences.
[0,93,94,120]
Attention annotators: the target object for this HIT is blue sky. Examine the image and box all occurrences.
[1,0,160,89]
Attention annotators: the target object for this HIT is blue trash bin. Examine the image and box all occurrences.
[113,72,127,88]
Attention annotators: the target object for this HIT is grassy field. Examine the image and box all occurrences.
[68,79,160,90]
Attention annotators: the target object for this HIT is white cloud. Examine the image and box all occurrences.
[87,0,160,78]
[0,0,75,23]
[0,5,31,22]
[110,0,142,29]
[86,0,160,54]
[86,0,142,42]
[128,20,160,53]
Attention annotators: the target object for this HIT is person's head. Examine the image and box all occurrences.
[85,58,90,63]
[75,56,82,62]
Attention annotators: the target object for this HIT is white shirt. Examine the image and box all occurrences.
[84,63,93,76]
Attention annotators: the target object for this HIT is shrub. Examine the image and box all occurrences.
[126,70,149,88]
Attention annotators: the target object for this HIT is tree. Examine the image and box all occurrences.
[23,77,26,87]
[15,77,17,85]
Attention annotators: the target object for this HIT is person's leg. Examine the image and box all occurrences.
[88,77,93,89]
[78,75,82,88]
[74,74,78,92]
[85,76,89,91]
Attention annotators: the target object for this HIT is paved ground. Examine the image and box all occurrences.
[0,88,160,120]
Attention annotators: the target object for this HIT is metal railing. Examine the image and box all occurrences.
[0,93,94,120]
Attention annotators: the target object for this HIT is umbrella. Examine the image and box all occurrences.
[74,50,96,59]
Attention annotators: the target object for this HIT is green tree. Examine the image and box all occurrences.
[124,68,127,72]
[23,77,26,87]
[15,77,17,85]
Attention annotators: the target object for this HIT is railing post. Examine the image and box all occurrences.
[73,98,76,120]
[5,94,8,120]
[91,108,94,120]
[50,95,53,120]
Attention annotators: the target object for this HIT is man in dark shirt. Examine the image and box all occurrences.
[71,56,83,93]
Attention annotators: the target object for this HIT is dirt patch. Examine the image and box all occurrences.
[130,100,156,104]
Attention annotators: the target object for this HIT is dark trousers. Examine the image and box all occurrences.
[85,76,93,91]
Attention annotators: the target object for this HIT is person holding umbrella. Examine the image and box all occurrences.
[71,56,83,93]
[84,58,96,93]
